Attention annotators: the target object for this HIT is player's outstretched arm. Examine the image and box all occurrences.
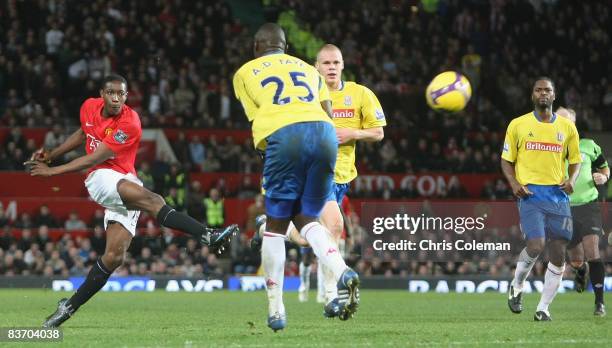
[27,143,114,177]
[30,128,86,163]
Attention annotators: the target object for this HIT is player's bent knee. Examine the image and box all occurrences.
[526,243,545,256]
[102,251,125,270]
[328,219,343,239]
[147,192,165,211]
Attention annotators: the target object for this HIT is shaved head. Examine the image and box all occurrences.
[254,23,287,57]
[316,44,342,62]
[556,106,576,123]
[315,44,344,90]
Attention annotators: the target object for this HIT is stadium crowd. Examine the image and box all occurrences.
[1,0,612,277]
[2,0,612,174]
[2,201,612,278]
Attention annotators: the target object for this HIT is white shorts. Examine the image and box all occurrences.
[85,169,143,236]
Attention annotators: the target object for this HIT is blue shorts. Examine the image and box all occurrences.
[263,121,337,219]
[300,246,313,256]
[327,182,350,205]
[518,185,572,241]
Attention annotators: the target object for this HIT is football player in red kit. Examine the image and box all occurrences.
[27,74,237,328]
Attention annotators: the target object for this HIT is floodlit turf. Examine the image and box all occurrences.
[0,289,609,347]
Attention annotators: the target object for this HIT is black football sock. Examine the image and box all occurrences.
[67,258,112,311]
[588,259,605,304]
[156,204,206,238]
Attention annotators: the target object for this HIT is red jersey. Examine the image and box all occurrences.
[80,98,141,175]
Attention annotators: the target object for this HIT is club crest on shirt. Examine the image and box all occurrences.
[344,96,352,106]
[557,132,564,142]
[114,129,128,144]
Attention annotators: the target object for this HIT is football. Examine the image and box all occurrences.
[426,71,472,112]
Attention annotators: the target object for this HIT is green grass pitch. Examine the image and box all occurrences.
[0,289,609,347]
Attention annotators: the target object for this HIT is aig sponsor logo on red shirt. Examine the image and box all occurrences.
[333,108,355,118]
[525,141,562,153]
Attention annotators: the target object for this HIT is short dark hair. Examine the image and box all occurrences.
[533,76,555,91]
[101,74,128,89]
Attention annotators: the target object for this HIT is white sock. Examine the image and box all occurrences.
[262,235,286,316]
[322,263,338,302]
[512,248,538,293]
[299,262,311,290]
[261,222,288,240]
[316,261,325,299]
[536,263,565,314]
[300,222,347,280]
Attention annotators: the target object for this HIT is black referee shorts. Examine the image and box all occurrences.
[568,201,604,248]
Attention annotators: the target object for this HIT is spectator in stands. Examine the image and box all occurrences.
[4,128,27,150]
[141,224,163,255]
[189,136,206,169]
[203,253,223,278]
[165,187,186,213]
[0,226,14,250]
[43,124,67,155]
[232,234,260,274]
[33,205,59,228]
[46,250,67,276]
[0,206,10,228]
[173,78,196,115]
[89,209,105,230]
[24,242,41,268]
[137,247,155,268]
[217,136,240,171]
[45,21,64,55]
[89,226,105,255]
[17,228,34,251]
[172,132,190,165]
[200,150,221,172]
[36,225,51,246]
[161,227,186,249]
[187,180,206,223]
[163,163,187,202]
[236,175,259,200]
[245,194,265,235]
[137,161,155,192]
[203,188,224,228]
[64,211,87,231]
[15,213,34,229]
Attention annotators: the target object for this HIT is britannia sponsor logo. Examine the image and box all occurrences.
[333,108,355,118]
[525,141,562,153]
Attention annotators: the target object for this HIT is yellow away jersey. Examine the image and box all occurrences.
[233,53,332,150]
[501,112,581,185]
[331,81,386,183]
